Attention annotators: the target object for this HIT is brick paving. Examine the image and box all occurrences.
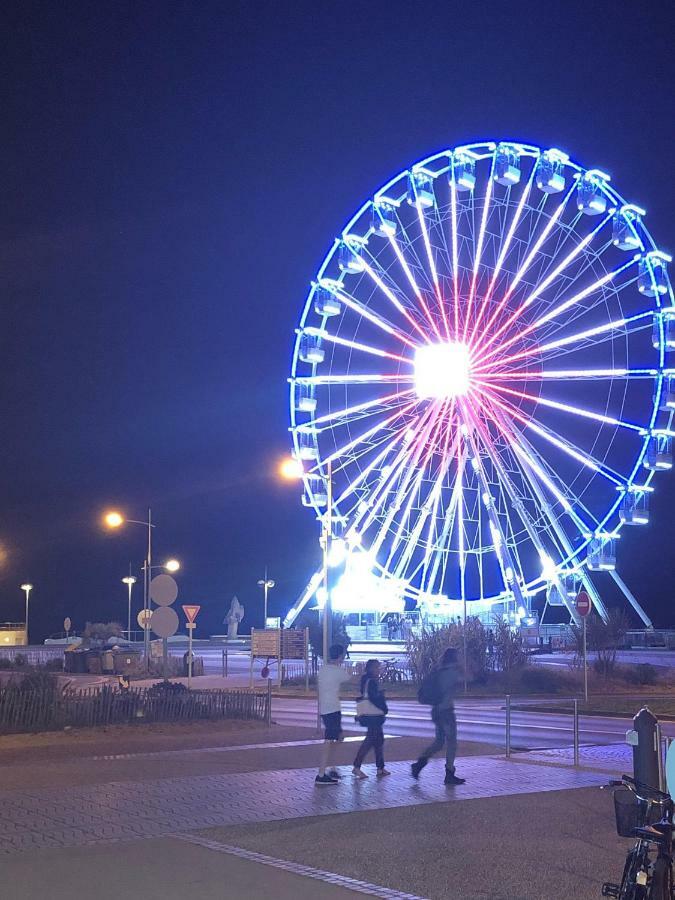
[0,752,612,855]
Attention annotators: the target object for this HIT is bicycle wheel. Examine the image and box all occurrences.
[648,857,672,900]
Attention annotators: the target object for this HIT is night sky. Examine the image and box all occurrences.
[2,0,674,640]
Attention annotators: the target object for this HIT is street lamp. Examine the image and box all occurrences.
[257,569,275,625]
[278,454,332,659]
[104,508,154,665]
[121,574,137,640]
[164,558,180,573]
[20,584,33,645]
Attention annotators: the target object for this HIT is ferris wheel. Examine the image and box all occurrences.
[287,140,674,626]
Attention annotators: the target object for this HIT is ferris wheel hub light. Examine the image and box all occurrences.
[414,342,471,398]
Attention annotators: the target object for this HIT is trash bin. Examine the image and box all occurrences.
[101,650,115,674]
[85,650,102,674]
[113,650,141,675]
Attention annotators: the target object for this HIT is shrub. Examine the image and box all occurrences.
[147,680,187,696]
[626,663,659,686]
[13,653,28,668]
[492,617,527,677]
[0,658,12,670]
[306,612,351,660]
[520,665,573,694]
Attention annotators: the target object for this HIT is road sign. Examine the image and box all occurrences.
[182,604,200,624]
[150,574,178,607]
[137,609,152,629]
[281,629,308,660]
[63,617,72,633]
[186,622,196,630]
[150,606,179,639]
[575,590,592,617]
[251,628,281,657]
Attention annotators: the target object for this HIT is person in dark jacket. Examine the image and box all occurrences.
[411,647,465,785]
[352,659,390,778]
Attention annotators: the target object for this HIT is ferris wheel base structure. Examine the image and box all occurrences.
[286,139,673,633]
[282,562,654,632]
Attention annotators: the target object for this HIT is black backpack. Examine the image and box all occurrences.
[417,670,442,706]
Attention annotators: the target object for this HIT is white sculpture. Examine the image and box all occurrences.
[225,595,245,638]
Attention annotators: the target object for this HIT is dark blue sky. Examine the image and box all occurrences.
[2,0,674,639]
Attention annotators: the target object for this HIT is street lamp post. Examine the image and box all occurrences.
[122,571,137,640]
[105,508,154,666]
[322,459,333,662]
[20,584,33,646]
[257,569,276,625]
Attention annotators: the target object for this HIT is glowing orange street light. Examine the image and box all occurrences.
[279,457,304,480]
[104,511,124,528]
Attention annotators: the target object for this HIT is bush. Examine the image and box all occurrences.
[492,617,527,678]
[147,680,187,696]
[0,658,12,670]
[406,618,488,685]
[520,665,573,694]
[626,663,659,686]
[306,612,351,660]
[13,653,27,668]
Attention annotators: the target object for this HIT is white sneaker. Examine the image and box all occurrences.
[352,766,368,779]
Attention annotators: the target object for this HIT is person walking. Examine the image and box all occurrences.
[315,643,350,785]
[352,659,390,779]
[411,647,465,785]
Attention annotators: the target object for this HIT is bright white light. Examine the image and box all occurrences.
[327,538,347,568]
[414,342,471,399]
[540,552,557,581]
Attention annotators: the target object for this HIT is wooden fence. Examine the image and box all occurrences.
[0,685,270,734]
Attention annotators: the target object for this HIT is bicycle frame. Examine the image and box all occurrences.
[602,775,674,899]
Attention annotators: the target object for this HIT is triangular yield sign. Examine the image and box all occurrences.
[182,604,201,624]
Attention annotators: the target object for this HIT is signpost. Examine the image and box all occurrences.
[182,605,201,687]
[576,589,592,702]
[150,574,179,680]
[63,617,71,639]
[250,627,309,689]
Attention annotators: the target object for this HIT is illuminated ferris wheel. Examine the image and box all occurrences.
[287,140,674,626]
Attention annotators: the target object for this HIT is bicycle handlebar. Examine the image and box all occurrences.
[612,774,672,805]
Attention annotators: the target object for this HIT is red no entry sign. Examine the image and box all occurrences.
[575,590,592,618]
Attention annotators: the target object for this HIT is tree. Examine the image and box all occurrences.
[82,621,124,647]
[492,617,527,680]
[571,608,629,677]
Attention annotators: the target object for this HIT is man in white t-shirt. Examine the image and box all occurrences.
[315,643,350,785]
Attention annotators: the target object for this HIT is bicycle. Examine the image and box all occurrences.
[603,774,674,899]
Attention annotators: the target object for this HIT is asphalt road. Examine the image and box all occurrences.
[269,695,675,751]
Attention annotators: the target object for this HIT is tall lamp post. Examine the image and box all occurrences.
[257,569,276,626]
[20,583,33,646]
[104,509,154,664]
[121,572,137,640]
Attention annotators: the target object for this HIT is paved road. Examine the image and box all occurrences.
[270,695,675,751]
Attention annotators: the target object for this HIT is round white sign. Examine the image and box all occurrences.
[150,606,179,639]
[149,574,178,607]
[63,617,72,632]
[137,609,152,629]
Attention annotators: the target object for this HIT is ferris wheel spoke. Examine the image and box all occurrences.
[374,402,450,559]
[476,180,578,346]
[425,435,465,596]
[415,203,450,339]
[357,249,432,343]
[318,329,412,364]
[389,409,457,577]
[483,396,595,534]
[333,288,420,349]
[463,161,495,342]
[481,367,658,381]
[348,401,441,529]
[468,166,536,349]
[449,181,461,336]
[384,224,443,341]
[419,422,456,587]
[295,373,415,385]
[315,397,420,472]
[475,384,625,487]
[476,380,644,432]
[476,208,614,359]
[477,310,654,372]
[358,402,446,551]
[332,421,410,509]
[311,389,417,431]
[488,257,640,362]
[460,406,524,604]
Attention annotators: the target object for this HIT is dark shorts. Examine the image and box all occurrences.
[321,711,342,741]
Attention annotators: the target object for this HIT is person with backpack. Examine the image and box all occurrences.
[352,659,390,778]
[411,647,465,785]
